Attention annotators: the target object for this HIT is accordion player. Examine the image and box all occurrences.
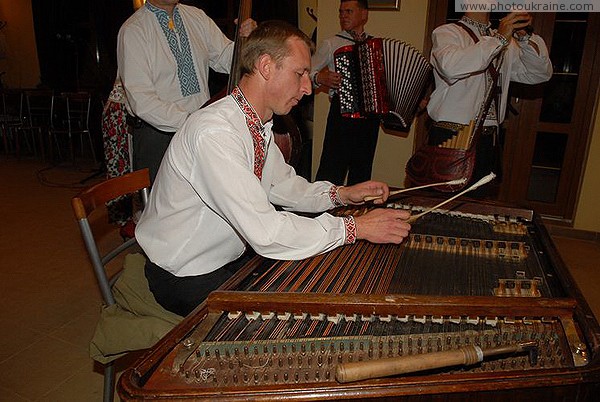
[334,37,432,130]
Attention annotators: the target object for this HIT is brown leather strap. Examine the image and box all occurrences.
[453,21,500,146]
[454,22,500,81]
[454,21,480,42]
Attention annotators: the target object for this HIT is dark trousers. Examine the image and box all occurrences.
[132,121,174,184]
[144,251,255,317]
[471,126,502,198]
[316,96,380,186]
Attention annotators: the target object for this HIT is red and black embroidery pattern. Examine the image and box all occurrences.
[329,185,345,207]
[343,216,357,244]
[231,86,266,180]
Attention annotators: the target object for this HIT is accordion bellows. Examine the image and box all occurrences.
[334,38,432,130]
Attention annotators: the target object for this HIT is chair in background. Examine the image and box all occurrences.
[0,89,26,156]
[51,91,96,164]
[22,89,54,161]
[71,168,150,402]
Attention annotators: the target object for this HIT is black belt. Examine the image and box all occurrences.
[482,126,498,146]
[482,126,497,136]
[126,115,146,129]
[126,116,175,135]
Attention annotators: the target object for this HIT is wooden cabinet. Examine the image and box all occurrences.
[422,0,600,221]
[502,12,600,220]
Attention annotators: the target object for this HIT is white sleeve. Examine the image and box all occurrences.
[192,126,346,260]
[117,25,189,131]
[508,34,553,84]
[431,24,505,85]
[311,38,335,83]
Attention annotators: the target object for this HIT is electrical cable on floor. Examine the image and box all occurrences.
[36,164,104,189]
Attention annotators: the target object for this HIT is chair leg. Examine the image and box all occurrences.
[15,128,22,159]
[69,132,75,164]
[1,128,8,155]
[38,129,47,162]
[79,132,84,160]
[88,131,97,163]
[50,131,63,162]
[46,131,53,162]
[20,129,34,157]
[103,361,116,402]
[28,129,38,158]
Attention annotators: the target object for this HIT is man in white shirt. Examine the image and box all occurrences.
[310,0,381,186]
[427,11,552,195]
[117,0,255,182]
[136,20,412,317]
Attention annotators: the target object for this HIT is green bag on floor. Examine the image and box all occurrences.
[89,253,183,364]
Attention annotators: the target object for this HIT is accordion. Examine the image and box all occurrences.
[334,38,432,130]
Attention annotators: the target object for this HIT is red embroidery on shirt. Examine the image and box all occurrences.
[329,185,345,207]
[343,216,357,244]
[231,86,266,180]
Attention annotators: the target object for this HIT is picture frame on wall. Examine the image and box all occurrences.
[369,0,400,10]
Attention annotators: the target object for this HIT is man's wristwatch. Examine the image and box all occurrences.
[312,72,321,88]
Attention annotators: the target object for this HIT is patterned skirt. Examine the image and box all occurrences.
[102,100,133,225]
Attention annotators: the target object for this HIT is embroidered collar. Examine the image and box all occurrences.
[346,30,367,42]
[231,87,265,133]
[146,2,201,97]
[145,1,177,17]
[461,15,491,36]
[146,2,180,33]
[231,86,267,180]
[337,30,371,43]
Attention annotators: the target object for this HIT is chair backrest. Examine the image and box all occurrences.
[60,91,91,132]
[71,168,150,305]
[24,89,54,130]
[1,89,24,126]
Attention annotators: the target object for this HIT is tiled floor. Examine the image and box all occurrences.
[1,158,599,401]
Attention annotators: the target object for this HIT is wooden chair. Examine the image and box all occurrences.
[71,168,150,402]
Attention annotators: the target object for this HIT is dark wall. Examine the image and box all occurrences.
[31,0,133,96]
[31,0,298,97]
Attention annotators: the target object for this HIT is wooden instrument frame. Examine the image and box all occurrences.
[118,196,600,401]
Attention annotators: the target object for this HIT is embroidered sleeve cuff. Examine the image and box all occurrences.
[329,185,346,207]
[493,32,509,47]
[515,32,532,43]
[343,216,357,244]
